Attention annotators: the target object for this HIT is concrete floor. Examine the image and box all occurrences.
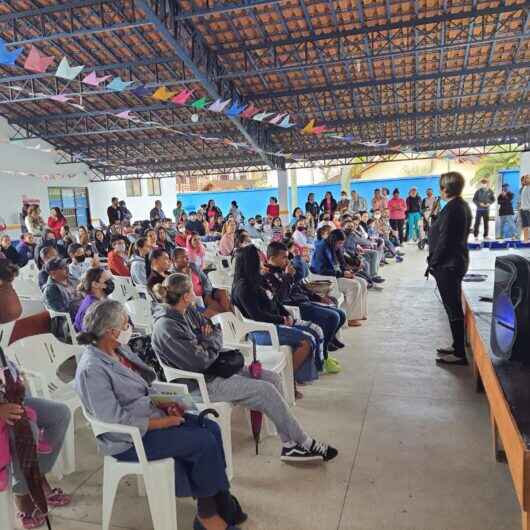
[49,246,520,530]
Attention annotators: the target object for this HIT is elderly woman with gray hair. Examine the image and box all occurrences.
[74,299,246,530]
[151,273,338,464]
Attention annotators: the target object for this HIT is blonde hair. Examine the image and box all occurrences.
[152,272,193,305]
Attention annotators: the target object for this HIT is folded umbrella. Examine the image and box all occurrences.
[248,336,263,455]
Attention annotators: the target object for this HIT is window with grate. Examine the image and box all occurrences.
[147,177,161,196]
[125,179,142,197]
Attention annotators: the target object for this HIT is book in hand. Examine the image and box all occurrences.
[150,390,197,412]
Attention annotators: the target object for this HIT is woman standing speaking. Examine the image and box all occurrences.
[427,172,472,366]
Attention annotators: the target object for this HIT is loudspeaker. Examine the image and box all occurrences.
[490,255,530,363]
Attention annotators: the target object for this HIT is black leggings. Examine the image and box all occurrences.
[389,219,405,244]
[433,267,465,355]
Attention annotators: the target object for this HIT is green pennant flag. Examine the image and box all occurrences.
[191,97,209,109]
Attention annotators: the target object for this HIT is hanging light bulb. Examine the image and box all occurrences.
[191,113,199,123]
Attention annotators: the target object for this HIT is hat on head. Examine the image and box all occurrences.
[45,257,67,273]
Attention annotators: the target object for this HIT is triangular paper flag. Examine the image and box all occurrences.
[171,89,193,105]
[0,38,23,66]
[240,104,260,119]
[82,71,112,87]
[312,125,328,135]
[24,46,54,73]
[115,110,138,121]
[133,85,152,97]
[107,77,134,91]
[278,114,295,128]
[191,97,209,109]
[55,57,85,80]
[301,119,316,134]
[269,113,287,125]
[226,101,246,117]
[252,111,275,122]
[151,86,177,101]
[208,98,231,113]
[49,94,73,103]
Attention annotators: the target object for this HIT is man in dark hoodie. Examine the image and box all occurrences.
[472,178,495,240]
[151,272,338,464]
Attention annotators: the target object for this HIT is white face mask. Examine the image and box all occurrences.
[116,324,133,346]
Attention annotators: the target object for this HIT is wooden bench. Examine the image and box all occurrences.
[464,296,530,530]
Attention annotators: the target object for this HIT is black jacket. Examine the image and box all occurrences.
[231,278,289,325]
[262,264,321,306]
[497,191,514,216]
[107,205,122,225]
[428,197,472,274]
[406,195,422,213]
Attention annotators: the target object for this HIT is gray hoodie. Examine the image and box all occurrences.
[151,304,223,376]
[129,254,147,286]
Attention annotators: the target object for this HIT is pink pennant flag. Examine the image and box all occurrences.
[269,113,287,125]
[49,94,72,103]
[312,125,328,135]
[171,89,193,105]
[82,71,112,87]
[24,46,54,73]
[240,104,260,119]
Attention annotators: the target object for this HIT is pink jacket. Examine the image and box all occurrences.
[387,197,407,220]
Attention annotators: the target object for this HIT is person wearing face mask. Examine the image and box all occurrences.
[42,258,83,320]
[472,178,495,241]
[244,218,262,240]
[74,267,115,331]
[185,212,206,236]
[107,236,130,277]
[292,218,312,249]
[75,299,247,530]
[67,243,100,281]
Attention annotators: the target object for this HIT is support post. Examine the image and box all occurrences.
[290,168,298,215]
[277,168,289,224]
[340,166,351,194]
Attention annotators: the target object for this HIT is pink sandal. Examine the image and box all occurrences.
[17,510,46,529]
[46,488,72,507]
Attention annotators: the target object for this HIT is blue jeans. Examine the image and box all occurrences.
[299,302,345,358]
[407,212,421,240]
[252,324,319,383]
[115,414,229,498]
[500,215,516,239]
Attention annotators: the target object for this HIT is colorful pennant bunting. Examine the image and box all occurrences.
[252,111,275,122]
[208,98,231,113]
[269,113,287,125]
[0,38,23,66]
[23,46,54,73]
[49,94,73,103]
[278,114,295,128]
[133,85,153,97]
[191,96,209,109]
[82,71,112,87]
[55,57,85,80]
[171,89,194,105]
[107,77,134,91]
[226,101,246,117]
[151,86,178,101]
[301,119,316,134]
[240,104,260,119]
[312,125,328,135]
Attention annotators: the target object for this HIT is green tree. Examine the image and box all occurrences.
[472,149,520,187]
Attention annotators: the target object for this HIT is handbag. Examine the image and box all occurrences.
[303,279,332,297]
[206,349,245,379]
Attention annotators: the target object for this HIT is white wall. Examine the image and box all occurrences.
[521,152,530,177]
[88,176,177,223]
[0,117,90,232]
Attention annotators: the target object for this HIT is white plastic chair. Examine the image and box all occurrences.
[109,276,139,303]
[18,260,38,283]
[0,321,15,350]
[6,333,83,475]
[231,307,296,407]
[82,395,178,530]
[208,270,233,290]
[125,299,153,334]
[0,469,14,530]
[46,309,78,345]
[306,272,346,308]
[13,277,42,301]
[152,354,234,481]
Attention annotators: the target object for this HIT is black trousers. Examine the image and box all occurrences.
[433,267,466,355]
[389,219,405,244]
[473,209,489,237]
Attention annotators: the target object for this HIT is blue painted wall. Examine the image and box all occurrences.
[178,175,441,217]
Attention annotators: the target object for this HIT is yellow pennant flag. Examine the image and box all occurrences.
[301,119,316,134]
[151,86,178,101]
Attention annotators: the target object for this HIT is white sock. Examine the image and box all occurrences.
[301,437,313,450]
[283,441,297,448]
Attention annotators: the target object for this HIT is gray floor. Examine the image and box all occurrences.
[49,246,520,530]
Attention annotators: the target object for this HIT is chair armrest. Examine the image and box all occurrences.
[285,305,301,320]
[150,381,189,395]
[19,369,52,400]
[161,368,211,406]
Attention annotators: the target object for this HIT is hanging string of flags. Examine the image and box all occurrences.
[0,37,391,148]
[0,168,83,183]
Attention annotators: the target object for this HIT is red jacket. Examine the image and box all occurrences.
[107,250,130,277]
[266,204,280,218]
[47,216,66,239]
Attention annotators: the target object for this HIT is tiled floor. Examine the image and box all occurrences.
[47,246,520,530]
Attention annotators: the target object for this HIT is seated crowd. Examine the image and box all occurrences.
[1,189,413,529]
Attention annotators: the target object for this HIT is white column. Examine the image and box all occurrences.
[521,152,530,177]
[277,168,289,223]
[289,168,298,213]
[340,166,350,194]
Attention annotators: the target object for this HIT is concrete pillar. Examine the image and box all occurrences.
[340,166,350,194]
[290,168,298,214]
[277,168,289,223]
[521,152,530,177]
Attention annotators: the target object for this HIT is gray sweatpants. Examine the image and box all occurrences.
[207,368,308,446]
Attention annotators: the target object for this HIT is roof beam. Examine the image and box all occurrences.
[172,0,282,21]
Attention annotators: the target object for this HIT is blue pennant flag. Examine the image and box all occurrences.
[226,101,246,117]
[107,77,134,91]
[0,38,23,66]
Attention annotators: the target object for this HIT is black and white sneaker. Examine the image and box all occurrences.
[372,276,386,284]
[436,354,468,366]
[281,441,338,463]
